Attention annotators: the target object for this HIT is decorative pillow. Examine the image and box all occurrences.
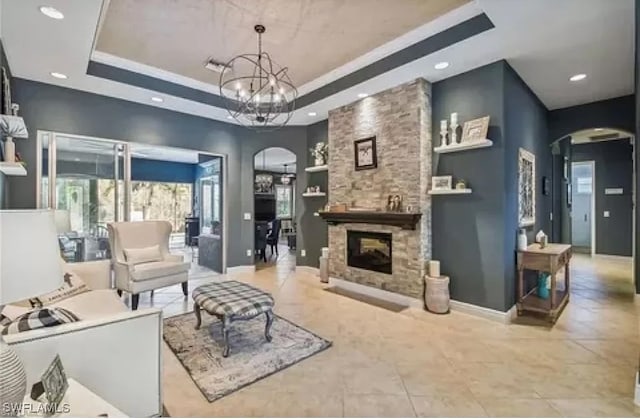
[124,245,162,265]
[0,304,30,322]
[10,271,89,310]
[1,307,79,335]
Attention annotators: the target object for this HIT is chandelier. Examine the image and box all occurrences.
[220,24,297,130]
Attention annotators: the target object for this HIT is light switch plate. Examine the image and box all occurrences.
[604,211,610,218]
[246,249,252,257]
[301,249,306,257]
[244,213,252,220]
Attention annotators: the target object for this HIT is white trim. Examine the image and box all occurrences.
[592,254,634,262]
[329,277,423,309]
[91,50,226,96]
[449,299,516,324]
[227,265,256,274]
[635,372,640,407]
[329,276,515,323]
[295,266,320,275]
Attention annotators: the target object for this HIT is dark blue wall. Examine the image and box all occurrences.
[548,95,635,142]
[503,63,552,306]
[432,60,551,312]
[572,140,633,256]
[131,158,196,184]
[432,61,508,311]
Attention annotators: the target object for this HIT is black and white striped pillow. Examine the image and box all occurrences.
[1,308,79,335]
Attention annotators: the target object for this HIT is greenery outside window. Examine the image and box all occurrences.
[276,184,293,218]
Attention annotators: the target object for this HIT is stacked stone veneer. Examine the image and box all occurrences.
[328,79,432,299]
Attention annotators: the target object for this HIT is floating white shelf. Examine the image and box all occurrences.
[302,192,327,197]
[0,162,26,176]
[428,188,472,195]
[305,165,328,173]
[434,139,492,154]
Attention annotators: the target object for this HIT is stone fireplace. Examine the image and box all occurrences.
[347,230,392,274]
[327,79,432,300]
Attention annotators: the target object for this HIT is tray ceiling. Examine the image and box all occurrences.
[95,0,469,87]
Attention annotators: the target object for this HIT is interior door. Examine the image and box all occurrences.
[571,161,593,252]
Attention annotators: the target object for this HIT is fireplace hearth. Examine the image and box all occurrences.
[347,231,392,274]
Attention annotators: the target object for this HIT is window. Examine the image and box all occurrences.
[130,181,193,232]
[275,184,293,218]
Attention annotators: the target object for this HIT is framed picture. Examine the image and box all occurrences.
[42,355,68,408]
[254,173,274,194]
[461,116,490,143]
[386,194,403,212]
[518,148,535,227]
[354,136,377,171]
[431,175,452,191]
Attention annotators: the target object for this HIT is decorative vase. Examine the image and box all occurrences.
[537,273,550,299]
[315,156,325,167]
[424,275,450,314]
[0,340,27,417]
[517,229,528,251]
[4,137,15,163]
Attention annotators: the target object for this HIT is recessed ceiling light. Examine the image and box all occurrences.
[434,62,449,70]
[50,72,67,79]
[308,112,317,116]
[39,6,64,19]
[569,73,587,82]
[150,96,164,103]
[226,115,233,120]
[358,93,368,98]
[594,128,604,132]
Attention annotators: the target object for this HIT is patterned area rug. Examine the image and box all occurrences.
[163,312,332,402]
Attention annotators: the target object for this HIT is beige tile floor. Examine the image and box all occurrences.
[137,253,639,417]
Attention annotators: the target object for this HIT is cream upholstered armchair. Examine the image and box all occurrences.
[108,221,190,310]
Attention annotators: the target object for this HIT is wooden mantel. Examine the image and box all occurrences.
[318,211,422,230]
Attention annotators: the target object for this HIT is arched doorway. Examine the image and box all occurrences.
[551,127,636,300]
[253,147,297,271]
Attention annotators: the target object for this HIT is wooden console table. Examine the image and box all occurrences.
[516,243,572,324]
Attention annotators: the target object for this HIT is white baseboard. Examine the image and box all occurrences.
[329,277,424,309]
[328,276,514,323]
[295,266,320,275]
[226,265,256,274]
[593,254,633,262]
[449,299,516,324]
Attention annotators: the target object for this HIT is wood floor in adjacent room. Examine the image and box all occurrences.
[142,253,639,417]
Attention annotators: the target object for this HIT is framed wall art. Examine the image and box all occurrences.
[431,175,453,191]
[354,136,377,171]
[254,173,274,194]
[518,148,535,227]
[461,116,490,143]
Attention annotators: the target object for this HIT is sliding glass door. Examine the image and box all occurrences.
[39,133,126,262]
[38,131,227,271]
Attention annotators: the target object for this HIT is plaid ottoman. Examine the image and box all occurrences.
[192,280,275,357]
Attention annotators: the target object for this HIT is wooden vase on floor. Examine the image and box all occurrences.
[424,275,450,314]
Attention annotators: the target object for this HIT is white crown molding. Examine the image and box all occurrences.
[91,50,224,95]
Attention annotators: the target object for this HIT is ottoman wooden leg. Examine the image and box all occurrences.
[265,310,274,342]
[194,302,202,329]
[222,316,231,358]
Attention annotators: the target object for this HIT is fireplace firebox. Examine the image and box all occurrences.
[347,231,392,274]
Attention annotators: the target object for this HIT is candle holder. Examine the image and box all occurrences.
[450,122,460,146]
[449,113,459,146]
[439,120,448,148]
